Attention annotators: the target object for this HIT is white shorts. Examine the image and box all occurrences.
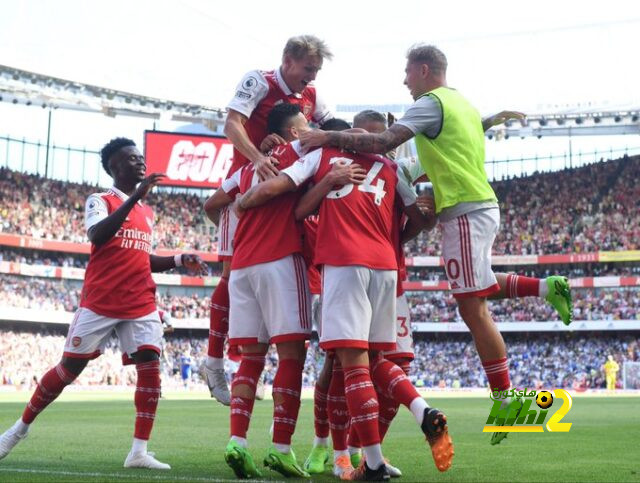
[229,254,312,345]
[383,294,414,360]
[217,204,239,258]
[441,208,500,298]
[320,265,397,351]
[64,307,163,362]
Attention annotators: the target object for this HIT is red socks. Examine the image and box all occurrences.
[208,277,229,358]
[482,357,510,391]
[505,274,540,298]
[327,363,349,451]
[370,356,420,409]
[313,383,330,439]
[22,363,77,424]
[343,365,380,447]
[272,359,304,445]
[229,353,265,438]
[134,360,161,440]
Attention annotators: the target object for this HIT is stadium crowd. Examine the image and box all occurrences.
[404,155,639,256]
[0,167,215,251]
[1,155,639,256]
[1,274,638,323]
[1,330,637,390]
[3,247,637,280]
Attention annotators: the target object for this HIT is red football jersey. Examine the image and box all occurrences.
[223,141,306,270]
[283,148,415,270]
[81,190,157,319]
[302,215,322,295]
[226,69,332,176]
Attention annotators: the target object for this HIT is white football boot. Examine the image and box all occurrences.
[0,421,29,460]
[200,365,231,406]
[124,451,171,470]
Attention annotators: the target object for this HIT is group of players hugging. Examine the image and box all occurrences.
[0,35,572,481]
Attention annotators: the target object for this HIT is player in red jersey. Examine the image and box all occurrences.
[297,114,440,478]
[0,138,207,470]
[202,35,334,405]
[237,142,453,479]
[204,104,359,479]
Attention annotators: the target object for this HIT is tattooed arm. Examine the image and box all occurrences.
[300,123,415,154]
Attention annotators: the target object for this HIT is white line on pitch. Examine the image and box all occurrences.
[0,467,277,482]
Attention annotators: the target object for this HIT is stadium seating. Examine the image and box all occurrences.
[1,273,638,323]
[1,329,637,390]
[2,154,639,255]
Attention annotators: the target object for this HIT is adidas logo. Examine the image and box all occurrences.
[361,398,378,410]
[450,281,460,289]
[231,397,245,406]
[274,405,286,413]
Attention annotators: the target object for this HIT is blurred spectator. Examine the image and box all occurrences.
[404,155,639,256]
[1,329,637,390]
[2,155,639,256]
[2,273,639,323]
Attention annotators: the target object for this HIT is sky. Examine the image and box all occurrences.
[1,0,640,184]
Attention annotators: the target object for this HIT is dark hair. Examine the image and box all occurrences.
[100,137,136,175]
[353,110,386,129]
[267,103,303,138]
[321,118,351,132]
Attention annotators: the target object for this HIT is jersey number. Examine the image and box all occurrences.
[326,157,387,205]
[397,316,409,338]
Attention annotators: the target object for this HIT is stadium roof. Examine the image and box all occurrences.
[3,64,640,139]
[0,64,226,129]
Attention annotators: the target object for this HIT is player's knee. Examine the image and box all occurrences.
[336,347,368,368]
[276,340,306,362]
[60,356,89,377]
[132,349,160,364]
[457,297,491,326]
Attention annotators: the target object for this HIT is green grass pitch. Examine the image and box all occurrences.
[0,392,638,482]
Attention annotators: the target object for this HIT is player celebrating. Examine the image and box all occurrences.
[202,35,334,406]
[603,355,620,391]
[0,138,207,469]
[300,44,574,445]
[237,139,454,479]
[204,104,359,479]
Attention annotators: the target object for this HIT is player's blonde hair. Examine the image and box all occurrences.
[406,44,447,75]
[283,35,333,61]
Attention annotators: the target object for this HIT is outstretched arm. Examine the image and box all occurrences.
[150,254,208,275]
[300,124,414,154]
[482,111,526,132]
[238,174,297,212]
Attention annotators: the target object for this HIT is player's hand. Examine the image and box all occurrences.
[134,173,166,200]
[300,129,329,151]
[327,161,367,186]
[181,254,209,276]
[259,133,286,153]
[232,197,245,219]
[253,155,280,181]
[417,194,436,217]
[489,111,526,127]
